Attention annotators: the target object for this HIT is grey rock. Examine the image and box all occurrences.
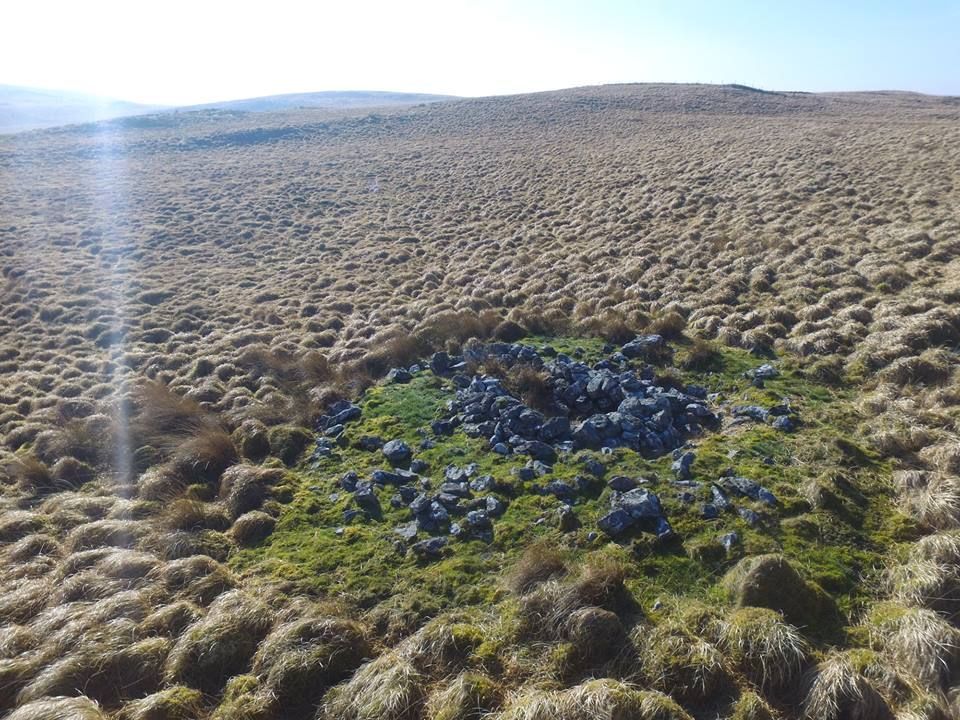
[621,334,665,359]
[412,536,448,559]
[394,521,418,541]
[339,471,359,492]
[410,459,429,473]
[772,415,796,432]
[517,440,557,464]
[732,405,770,422]
[531,460,553,477]
[711,484,731,511]
[598,508,635,536]
[557,505,579,532]
[353,485,380,515]
[387,367,412,383]
[542,481,576,500]
[485,496,507,516]
[582,457,606,477]
[357,435,384,451]
[431,419,455,436]
[671,451,695,480]
[470,475,496,492]
[720,531,740,553]
[382,439,413,464]
[614,488,664,519]
[608,476,638,492]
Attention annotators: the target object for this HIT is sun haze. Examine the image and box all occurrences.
[3,0,959,104]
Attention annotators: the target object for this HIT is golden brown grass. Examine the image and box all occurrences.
[0,83,959,720]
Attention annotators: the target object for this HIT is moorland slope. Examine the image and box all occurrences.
[1,83,959,720]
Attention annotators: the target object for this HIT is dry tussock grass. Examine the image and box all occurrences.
[0,84,958,719]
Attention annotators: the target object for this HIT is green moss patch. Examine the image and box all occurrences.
[229,342,907,642]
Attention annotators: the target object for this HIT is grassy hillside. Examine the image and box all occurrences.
[0,84,164,134]
[0,83,958,719]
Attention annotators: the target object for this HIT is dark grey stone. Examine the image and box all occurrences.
[382,439,412,464]
[671,450,695,480]
[386,367,412,383]
[357,435,384,451]
[598,508,635,536]
[353,485,380,515]
[412,536,448,558]
[608,476,638,492]
[720,531,740,553]
[621,334,665,359]
[394,521,418,541]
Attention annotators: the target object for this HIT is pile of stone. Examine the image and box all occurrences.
[341,460,508,552]
[440,338,719,460]
[321,337,795,558]
[730,401,797,432]
[310,400,362,461]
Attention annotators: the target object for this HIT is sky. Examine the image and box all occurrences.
[2,0,959,106]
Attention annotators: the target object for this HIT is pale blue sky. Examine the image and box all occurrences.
[3,0,958,105]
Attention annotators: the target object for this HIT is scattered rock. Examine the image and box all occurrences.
[386,367,412,383]
[621,334,666,359]
[671,450,695,480]
[608,475,638,492]
[353,483,381,516]
[557,505,579,532]
[412,536,448,559]
[382,439,412,464]
[394,521,418,542]
[719,531,740,553]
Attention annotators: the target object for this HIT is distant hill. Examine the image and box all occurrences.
[182,90,457,113]
[0,84,165,134]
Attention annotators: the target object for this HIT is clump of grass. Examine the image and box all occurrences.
[496,679,692,720]
[722,554,838,633]
[4,455,55,494]
[64,519,147,553]
[880,349,955,387]
[218,465,284,519]
[865,603,959,690]
[129,381,237,482]
[577,309,647,344]
[321,651,424,720]
[729,690,777,720]
[151,555,236,606]
[138,600,204,638]
[230,510,277,545]
[159,498,231,532]
[266,425,312,465]
[493,320,527,342]
[637,619,728,704]
[506,542,568,595]
[165,589,273,692]
[0,511,45,543]
[500,365,557,414]
[7,696,107,720]
[801,651,893,720]
[719,607,808,693]
[904,473,960,531]
[116,685,205,720]
[516,557,632,641]
[648,311,688,340]
[167,427,238,485]
[678,338,721,371]
[425,671,502,720]
[252,616,371,715]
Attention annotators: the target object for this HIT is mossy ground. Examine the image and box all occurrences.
[229,341,912,637]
